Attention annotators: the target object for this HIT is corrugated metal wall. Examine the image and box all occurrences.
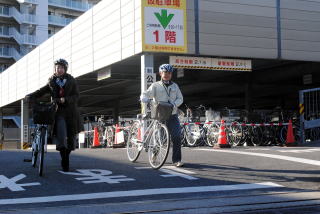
[281,0,320,61]
[194,0,320,60]
[197,0,278,58]
[0,0,141,107]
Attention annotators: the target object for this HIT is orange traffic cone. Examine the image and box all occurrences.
[92,127,100,147]
[214,120,231,148]
[286,119,297,147]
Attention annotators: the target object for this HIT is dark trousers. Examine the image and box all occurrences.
[53,116,75,151]
[166,114,182,163]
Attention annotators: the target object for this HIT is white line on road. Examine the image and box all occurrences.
[0,182,282,205]
[198,148,320,166]
[135,166,198,180]
[278,148,320,153]
[162,166,196,174]
[160,168,199,180]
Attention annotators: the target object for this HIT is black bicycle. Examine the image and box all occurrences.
[31,102,56,176]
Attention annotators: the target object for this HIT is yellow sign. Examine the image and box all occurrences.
[142,0,187,53]
[170,56,252,71]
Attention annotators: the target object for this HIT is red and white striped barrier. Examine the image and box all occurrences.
[181,121,290,126]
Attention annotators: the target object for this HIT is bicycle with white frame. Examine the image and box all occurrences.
[126,102,170,169]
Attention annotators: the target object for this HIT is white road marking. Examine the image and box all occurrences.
[278,148,320,153]
[160,169,198,180]
[162,166,196,174]
[0,182,282,205]
[59,169,135,184]
[135,166,198,180]
[0,174,40,192]
[198,148,320,166]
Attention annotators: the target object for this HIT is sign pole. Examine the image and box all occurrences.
[141,54,155,138]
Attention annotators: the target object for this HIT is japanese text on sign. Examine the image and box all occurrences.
[147,0,181,7]
[170,56,252,71]
[142,0,187,53]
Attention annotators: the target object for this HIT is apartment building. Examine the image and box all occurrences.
[0,0,100,72]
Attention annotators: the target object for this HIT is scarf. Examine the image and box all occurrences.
[56,77,67,97]
[162,80,172,87]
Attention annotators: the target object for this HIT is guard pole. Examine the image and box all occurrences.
[141,54,155,138]
[299,90,305,144]
[21,99,29,150]
[0,108,3,150]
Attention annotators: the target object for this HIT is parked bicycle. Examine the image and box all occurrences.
[126,102,170,169]
[180,104,209,147]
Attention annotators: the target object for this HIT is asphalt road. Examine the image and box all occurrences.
[1,143,320,214]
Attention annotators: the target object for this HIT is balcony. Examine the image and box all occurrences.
[48,14,74,27]
[0,46,21,61]
[0,27,37,45]
[16,0,38,4]
[0,6,10,16]
[48,0,93,12]
[10,7,37,24]
[0,6,37,24]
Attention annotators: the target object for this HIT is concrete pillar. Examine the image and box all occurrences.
[141,54,155,114]
[112,100,119,124]
[245,73,253,113]
[141,54,155,137]
[20,99,29,150]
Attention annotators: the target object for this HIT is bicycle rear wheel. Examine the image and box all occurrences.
[38,127,46,176]
[185,124,200,147]
[148,122,170,169]
[127,121,141,162]
[228,124,243,146]
[105,126,114,147]
[206,123,220,147]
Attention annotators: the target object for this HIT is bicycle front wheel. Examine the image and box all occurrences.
[38,127,46,176]
[127,121,141,162]
[148,122,170,169]
[31,146,38,168]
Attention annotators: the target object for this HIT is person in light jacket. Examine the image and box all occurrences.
[141,64,184,167]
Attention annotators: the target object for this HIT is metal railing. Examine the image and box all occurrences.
[0,46,21,61]
[48,14,74,26]
[48,0,93,11]
[0,27,37,45]
[299,87,320,143]
[16,0,38,4]
[5,7,37,24]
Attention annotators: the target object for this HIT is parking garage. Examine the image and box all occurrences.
[0,0,320,147]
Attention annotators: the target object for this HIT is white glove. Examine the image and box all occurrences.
[141,97,150,103]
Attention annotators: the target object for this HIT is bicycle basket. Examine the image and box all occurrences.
[151,101,173,121]
[32,103,56,125]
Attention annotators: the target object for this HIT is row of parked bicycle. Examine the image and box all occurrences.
[84,105,320,148]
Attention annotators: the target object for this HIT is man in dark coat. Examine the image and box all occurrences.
[30,58,82,171]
